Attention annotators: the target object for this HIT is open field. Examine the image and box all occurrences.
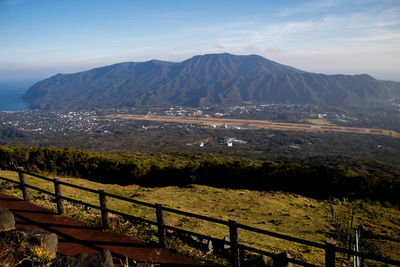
[107,114,399,138]
[1,169,399,265]
[305,119,335,126]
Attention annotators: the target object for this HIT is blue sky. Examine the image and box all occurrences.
[0,0,399,82]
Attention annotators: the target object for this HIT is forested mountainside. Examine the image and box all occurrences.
[24,53,400,111]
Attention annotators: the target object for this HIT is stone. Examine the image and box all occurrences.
[207,239,213,252]
[223,236,230,249]
[0,228,58,257]
[262,255,274,266]
[0,206,15,231]
[53,249,114,267]
[243,254,273,267]
[190,235,200,242]
[188,235,214,252]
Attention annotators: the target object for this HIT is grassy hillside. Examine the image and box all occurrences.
[1,169,399,266]
[1,146,400,205]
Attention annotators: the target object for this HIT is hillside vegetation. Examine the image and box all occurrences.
[1,169,399,265]
[23,53,400,110]
[1,146,399,205]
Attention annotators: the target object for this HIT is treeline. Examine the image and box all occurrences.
[0,126,26,139]
[0,146,399,204]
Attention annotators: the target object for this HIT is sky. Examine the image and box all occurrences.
[0,0,400,83]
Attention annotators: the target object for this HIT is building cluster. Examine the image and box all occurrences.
[0,110,135,136]
[0,104,362,138]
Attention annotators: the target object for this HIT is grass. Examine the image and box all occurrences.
[0,234,55,267]
[306,119,335,126]
[1,169,399,266]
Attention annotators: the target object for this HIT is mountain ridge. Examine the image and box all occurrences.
[23,53,400,110]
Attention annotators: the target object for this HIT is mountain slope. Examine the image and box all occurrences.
[23,53,400,110]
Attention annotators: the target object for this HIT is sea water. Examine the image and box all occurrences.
[0,81,35,111]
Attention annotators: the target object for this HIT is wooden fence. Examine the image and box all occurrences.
[1,166,399,267]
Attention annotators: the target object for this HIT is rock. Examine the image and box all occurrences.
[53,249,113,267]
[188,235,214,252]
[0,206,15,231]
[189,235,199,243]
[243,254,273,267]
[199,238,213,252]
[207,239,213,252]
[223,236,230,249]
[262,255,274,266]
[0,228,58,257]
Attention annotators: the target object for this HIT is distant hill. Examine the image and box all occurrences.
[23,53,400,110]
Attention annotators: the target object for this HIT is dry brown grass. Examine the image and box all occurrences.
[306,119,335,126]
[0,236,54,266]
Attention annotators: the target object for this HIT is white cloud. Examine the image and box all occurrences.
[162,4,400,80]
[213,44,226,50]
[245,45,261,53]
[2,1,399,81]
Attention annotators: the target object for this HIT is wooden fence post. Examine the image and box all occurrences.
[156,203,167,248]
[229,218,241,267]
[99,189,109,230]
[325,239,337,267]
[53,178,64,215]
[17,167,29,201]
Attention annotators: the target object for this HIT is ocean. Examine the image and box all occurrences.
[0,81,35,111]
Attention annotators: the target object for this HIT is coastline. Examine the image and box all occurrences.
[0,81,33,112]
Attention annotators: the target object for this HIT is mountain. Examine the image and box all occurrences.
[23,53,400,110]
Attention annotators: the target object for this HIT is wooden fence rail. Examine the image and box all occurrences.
[0,166,399,267]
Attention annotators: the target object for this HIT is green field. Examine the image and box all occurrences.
[1,169,399,266]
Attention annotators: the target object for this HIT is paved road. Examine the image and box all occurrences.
[0,194,216,266]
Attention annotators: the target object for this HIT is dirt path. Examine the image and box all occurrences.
[0,194,217,266]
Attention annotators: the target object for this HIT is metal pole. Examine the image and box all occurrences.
[354,230,359,267]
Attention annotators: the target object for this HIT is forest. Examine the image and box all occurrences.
[1,146,399,205]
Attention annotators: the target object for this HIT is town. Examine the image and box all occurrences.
[0,103,370,137]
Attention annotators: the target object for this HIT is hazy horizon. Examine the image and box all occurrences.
[1,0,399,83]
